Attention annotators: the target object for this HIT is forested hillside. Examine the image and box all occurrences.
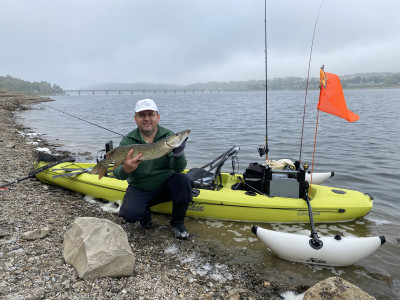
[0,75,63,94]
[2,72,399,93]
[185,72,400,91]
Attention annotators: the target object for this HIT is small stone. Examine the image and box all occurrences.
[21,227,52,240]
[229,293,240,300]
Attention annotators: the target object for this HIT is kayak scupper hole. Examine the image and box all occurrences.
[331,189,346,194]
[245,191,257,196]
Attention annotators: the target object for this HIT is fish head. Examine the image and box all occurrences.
[166,129,191,148]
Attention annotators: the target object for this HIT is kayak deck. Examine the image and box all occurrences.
[34,161,373,223]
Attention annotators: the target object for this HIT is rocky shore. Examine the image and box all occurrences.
[0,92,374,299]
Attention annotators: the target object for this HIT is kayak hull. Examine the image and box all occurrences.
[252,226,385,266]
[34,161,373,223]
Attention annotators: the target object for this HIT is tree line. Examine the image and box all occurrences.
[0,75,63,94]
[185,72,400,91]
[2,72,399,94]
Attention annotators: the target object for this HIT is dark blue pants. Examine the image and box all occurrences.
[118,173,193,225]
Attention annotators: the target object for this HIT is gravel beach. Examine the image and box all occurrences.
[1,92,376,300]
[0,92,309,299]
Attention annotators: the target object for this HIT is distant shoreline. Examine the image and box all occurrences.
[2,72,399,94]
[78,72,400,92]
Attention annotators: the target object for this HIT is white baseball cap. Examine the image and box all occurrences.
[135,99,159,113]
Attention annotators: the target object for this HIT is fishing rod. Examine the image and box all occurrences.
[0,155,75,189]
[299,0,325,162]
[42,103,124,137]
[258,0,269,159]
[299,0,325,248]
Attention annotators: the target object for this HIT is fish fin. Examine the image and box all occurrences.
[98,168,106,180]
[91,159,108,180]
[105,147,117,158]
[91,164,99,174]
[113,160,123,170]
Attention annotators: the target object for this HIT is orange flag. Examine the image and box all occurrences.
[317,67,359,122]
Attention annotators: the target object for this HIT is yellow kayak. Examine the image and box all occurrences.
[34,159,372,223]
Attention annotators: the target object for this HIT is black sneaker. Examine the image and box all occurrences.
[171,223,189,240]
[139,214,152,229]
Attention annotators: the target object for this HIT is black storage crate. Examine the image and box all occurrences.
[243,162,307,198]
[264,168,306,198]
[243,163,265,194]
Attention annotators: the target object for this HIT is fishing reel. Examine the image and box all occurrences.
[257,145,269,157]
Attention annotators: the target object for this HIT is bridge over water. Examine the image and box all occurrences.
[64,89,227,95]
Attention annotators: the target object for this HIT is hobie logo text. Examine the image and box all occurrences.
[187,203,204,212]
[306,257,327,264]
[297,211,321,216]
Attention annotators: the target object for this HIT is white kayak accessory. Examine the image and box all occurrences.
[263,159,334,185]
[305,171,334,185]
[252,225,386,266]
[252,193,385,266]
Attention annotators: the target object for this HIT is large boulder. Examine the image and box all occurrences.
[63,217,135,280]
[303,276,375,300]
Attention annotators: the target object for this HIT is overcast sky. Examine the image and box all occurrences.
[1,0,399,89]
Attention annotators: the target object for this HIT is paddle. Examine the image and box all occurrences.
[0,156,75,189]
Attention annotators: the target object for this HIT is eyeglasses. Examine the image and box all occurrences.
[136,112,158,119]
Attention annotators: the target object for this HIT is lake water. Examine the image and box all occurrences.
[18,89,400,298]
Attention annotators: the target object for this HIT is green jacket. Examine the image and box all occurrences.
[113,125,187,191]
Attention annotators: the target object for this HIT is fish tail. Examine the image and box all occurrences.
[91,159,109,180]
[98,167,107,180]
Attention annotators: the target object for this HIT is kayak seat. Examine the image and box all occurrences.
[186,168,215,190]
[186,145,240,191]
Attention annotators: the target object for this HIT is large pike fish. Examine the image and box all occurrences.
[91,129,190,179]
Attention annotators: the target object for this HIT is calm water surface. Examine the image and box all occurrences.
[18,89,400,298]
